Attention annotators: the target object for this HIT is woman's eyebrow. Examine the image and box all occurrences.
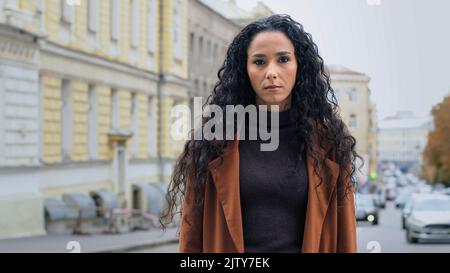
[251,51,292,58]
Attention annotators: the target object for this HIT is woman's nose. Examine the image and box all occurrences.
[266,63,278,79]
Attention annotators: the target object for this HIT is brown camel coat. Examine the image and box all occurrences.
[179,132,357,253]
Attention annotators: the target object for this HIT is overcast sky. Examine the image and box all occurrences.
[235,0,450,120]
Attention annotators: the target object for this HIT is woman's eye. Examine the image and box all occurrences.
[279,56,290,63]
[253,60,265,65]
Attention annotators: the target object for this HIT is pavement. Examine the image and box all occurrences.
[0,227,179,253]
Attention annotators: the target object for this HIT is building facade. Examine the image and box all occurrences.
[186,0,273,128]
[199,0,272,26]
[0,0,189,239]
[328,65,376,183]
[187,0,240,105]
[378,111,433,175]
[187,0,273,103]
[367,102,378,176]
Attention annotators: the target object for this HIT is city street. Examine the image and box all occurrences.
[357,201,450,253]
[131,201,450,253]
[1,0,449,252]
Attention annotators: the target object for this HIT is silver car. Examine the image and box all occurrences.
[401,192,429,229]
[355,194,379,225]
[405,194,450,243]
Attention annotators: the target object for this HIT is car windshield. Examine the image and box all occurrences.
[404,197,414,210]
[356,196,374,208]
[414,198,450,211]
[398,191,411,200]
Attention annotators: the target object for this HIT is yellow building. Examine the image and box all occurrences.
[0,0,189,239]
[328,65,377,184]
[368,102,378,176]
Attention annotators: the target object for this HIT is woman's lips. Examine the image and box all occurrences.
[264,86,281,92]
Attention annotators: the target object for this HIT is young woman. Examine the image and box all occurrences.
[160,14,362,253]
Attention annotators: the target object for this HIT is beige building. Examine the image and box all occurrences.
[187,0,240,104]
[378,111,433,176]
[368,102,378,175]
[0,0,189,239]
[199,0,273,26]
[0,0,271,240]
[328,65,377,183]
[187,0,273,117]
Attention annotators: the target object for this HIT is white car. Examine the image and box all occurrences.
[405,194,450,243]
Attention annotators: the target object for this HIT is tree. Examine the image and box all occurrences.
[422,95,450,186]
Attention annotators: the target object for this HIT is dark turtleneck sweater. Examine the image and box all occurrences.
[239,108,308,253]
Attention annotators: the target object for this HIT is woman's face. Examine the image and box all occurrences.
[246,31,298,111]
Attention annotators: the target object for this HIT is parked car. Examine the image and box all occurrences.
[405,194,450,243]
[355,194,379,225]
[395,188,413,208]
[401,193,424,229]
[385,183,397,201]
[374,188,386,209]
[434,187,450,196]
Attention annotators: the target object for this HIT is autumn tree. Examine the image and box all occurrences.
[422,94,450,186]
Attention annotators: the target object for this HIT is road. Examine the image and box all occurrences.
[131,201,450,253]
[357,201,450,253]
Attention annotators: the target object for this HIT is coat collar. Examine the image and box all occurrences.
[207,136,340,252]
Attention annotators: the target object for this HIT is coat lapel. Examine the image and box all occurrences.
[207,140,244,253]
[207,138,340,253]
[302,152,340,252]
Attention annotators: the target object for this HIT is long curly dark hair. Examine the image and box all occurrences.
[160,14,363,229]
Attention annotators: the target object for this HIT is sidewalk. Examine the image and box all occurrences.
[0,227,179,253]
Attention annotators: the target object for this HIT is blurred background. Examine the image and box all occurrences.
[0,0,449,253]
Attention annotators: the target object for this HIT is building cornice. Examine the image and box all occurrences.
[40,40,160,83]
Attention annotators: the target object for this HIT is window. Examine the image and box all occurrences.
[348,87,357,102]
[189,96,195,124]
[111,0,120,41]
[206,40,211,59]
[3,0,18,10]
[349,114,357,128]
[61,0,73,24]
[36,0,46,27]
[88,0,99,33]
[334,88,340,102]
[61,80,72,161]
[130,0,138,48]
[88,84,98,159]
[213,43,218,57]
[147,0,157,54]
[172,0,183,61]
[60,0,74,42]
[213,43,218,65]
[194,79,199,94]
[189,32,195,54]
[130,93,138,157]
[111,89,119,129]
[198,36,203,58]
[147,96,157,156]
